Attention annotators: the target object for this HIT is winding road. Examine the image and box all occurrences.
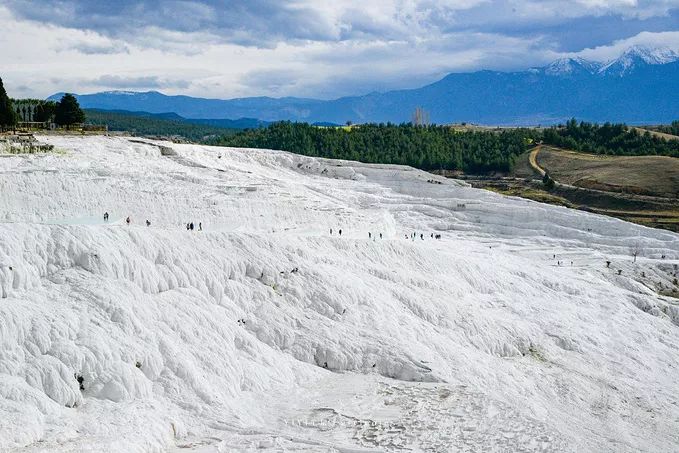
[528,145,546,176]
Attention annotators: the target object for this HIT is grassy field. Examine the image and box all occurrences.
[535,146,679,198]
[464,146,679,232]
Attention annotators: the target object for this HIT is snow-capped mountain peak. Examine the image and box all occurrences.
[540,46,678,78]
[102,90,139,96]
[599,45,679,75]
[543,57,601,76]
[622,45,679,64]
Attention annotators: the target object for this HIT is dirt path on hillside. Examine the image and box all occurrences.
[528,145,546,176]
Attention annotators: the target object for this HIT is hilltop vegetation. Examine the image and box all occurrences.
[85,109,238,141]
[543,119,679,157]
[208,119,679,173]
[208,122,538,173]
[650,120,679,137]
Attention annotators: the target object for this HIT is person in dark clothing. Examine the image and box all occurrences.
[186,223,190,230]
[379,233,382,239]
[199,222,202,231]
[339,229,342,236]
[190,222,194,231]
[145,220,151,227]
[420,233,423,240]
[104,212,109,221]
[330,228,333,235]
[368,232,371,239]
[126,216,131,225]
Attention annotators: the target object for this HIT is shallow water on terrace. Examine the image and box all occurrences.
[47,215,119,226]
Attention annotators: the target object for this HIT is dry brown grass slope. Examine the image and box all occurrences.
[631,127,679,142]
[536,146,679,198]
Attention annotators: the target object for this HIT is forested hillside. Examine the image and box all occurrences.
[208,120,679,173]
[651,120,679,137]
[543,119,679,157]
[208,122,537,173]
[85,109,237,141]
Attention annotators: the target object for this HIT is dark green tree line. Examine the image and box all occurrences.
[543,118,679,158]
[208,122,538,173]
[84,109,237,141]
[208,119,679,173]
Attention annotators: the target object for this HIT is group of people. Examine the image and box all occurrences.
[330,228,443,241]
[104,212,151,227]
[405,232,441,241]
[552,255,573,267]
[105,212,205,230]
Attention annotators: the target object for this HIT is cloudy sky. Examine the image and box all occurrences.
[2,0,678,100]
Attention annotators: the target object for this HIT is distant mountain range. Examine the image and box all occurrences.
[87,110,270,129]
[51,46,679,126]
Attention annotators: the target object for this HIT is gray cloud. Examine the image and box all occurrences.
[64,41,130,55]
[91,75,190,89]
[6,0,677,51]
[239,69,304,95]
[443,2,679,52]
[3,0,337,48]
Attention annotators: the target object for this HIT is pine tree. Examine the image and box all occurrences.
[55,94,85,128]
[0,77,17,130]
[35,101,57,123]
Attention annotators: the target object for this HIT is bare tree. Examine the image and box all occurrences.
[411,106,430,126]
[630,240,641,263]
